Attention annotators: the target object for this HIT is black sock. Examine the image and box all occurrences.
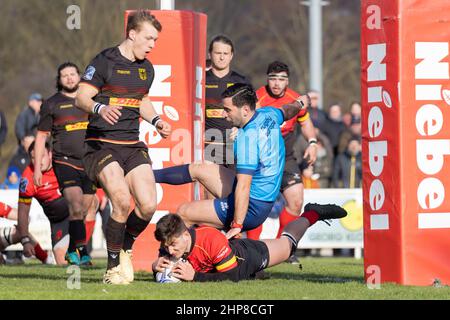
[153,164,192,185]
[68,220,86,253]
[105,218,126,269]
[123,210,150,251]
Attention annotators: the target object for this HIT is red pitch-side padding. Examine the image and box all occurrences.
[123,10,207,272]
[362,0,450,285]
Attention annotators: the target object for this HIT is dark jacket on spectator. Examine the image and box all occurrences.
[307,107,327,132]
[322,118,347,156]
[15,106,39,144]
[0,111,7,147]
[332,150,362,188]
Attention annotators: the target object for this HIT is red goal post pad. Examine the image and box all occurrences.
[362,0,450,285]
[123,10,207,272]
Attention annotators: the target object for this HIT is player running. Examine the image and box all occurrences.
[152,203,347,282]
[248,61,317,264]
[75,10,171,284]
[34,62,96,266]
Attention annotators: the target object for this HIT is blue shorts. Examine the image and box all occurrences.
[213,192,275,231]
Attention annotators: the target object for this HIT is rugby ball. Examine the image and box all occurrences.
[155,258,182,283]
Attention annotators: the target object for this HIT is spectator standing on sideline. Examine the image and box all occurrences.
[306,90,327,132]
[12,93,42,173]
[321,103,347,157]
[0,111,7,156]
[332,137,362,188]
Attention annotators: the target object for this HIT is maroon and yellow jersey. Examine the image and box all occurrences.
[0,202,12,219]
[80,46,155,144]
[187,226,238,274]
[38,92,88,168]
[256,86,309,136]
[19,166,62,206]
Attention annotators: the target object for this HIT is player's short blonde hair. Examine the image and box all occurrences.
[126,10,162,38]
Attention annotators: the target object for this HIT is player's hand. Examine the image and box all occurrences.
[225,227,242,240]
[172,260,195,281]
[22,243,35,258]
[296,95,309,109]
[99,105,122,125]
[303,144,318,165]
[33,170,43,187]
[156,120,171,139]
[152,256,172,273]
[229,127,239,142]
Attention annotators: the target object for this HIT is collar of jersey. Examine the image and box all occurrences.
[242,111,258,130]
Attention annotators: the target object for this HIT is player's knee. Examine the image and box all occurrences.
[177,203,192,223]
[286,199,303,214]
[137,202,157,220]
[69,203,84,219]
[112,195,131,217]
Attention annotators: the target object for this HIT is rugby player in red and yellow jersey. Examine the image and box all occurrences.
[152,204,347,282]
[248,62,318,265]
[0,141,70,265]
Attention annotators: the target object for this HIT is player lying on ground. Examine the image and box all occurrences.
[0,201,53,265]
[154,83,308,239]
[152,203,347,282]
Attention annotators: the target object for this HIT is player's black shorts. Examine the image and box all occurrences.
[42,197,70,224]
[83,140,152,186]
[280,156,303,192]
[50,217,69,247]
[229,238,270,280]
[53,161,96,194]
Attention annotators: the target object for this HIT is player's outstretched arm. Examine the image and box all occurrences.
[16,202,35,257]
[225,173,252,240]
[280,98,305,121]
[33,131,50,186]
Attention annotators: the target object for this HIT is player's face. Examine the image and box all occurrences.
[222,97,243,127]
[30,149,52,172]
[267,72,289,97]
[59,67,80,93]
[132,22,159,60]
[210,42,233,72]
[165,231,190,259]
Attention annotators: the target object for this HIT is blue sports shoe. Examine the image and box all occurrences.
[65,251,80,265]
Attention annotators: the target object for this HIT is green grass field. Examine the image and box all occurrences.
[0,257,448,300]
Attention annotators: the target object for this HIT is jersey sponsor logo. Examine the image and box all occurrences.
[83,65,96,81]
[59,104,73,109]
[109,97,141,108]
[206,109,224,118]
[116,69,131,75]
[138,68,147,81]
[98,154,113,167]
[19,178,28,193]
[65,121,88,131]
[217,246,230,259]
[205,84,218,89]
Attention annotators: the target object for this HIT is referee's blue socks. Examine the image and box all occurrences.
[153,164,193,185]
